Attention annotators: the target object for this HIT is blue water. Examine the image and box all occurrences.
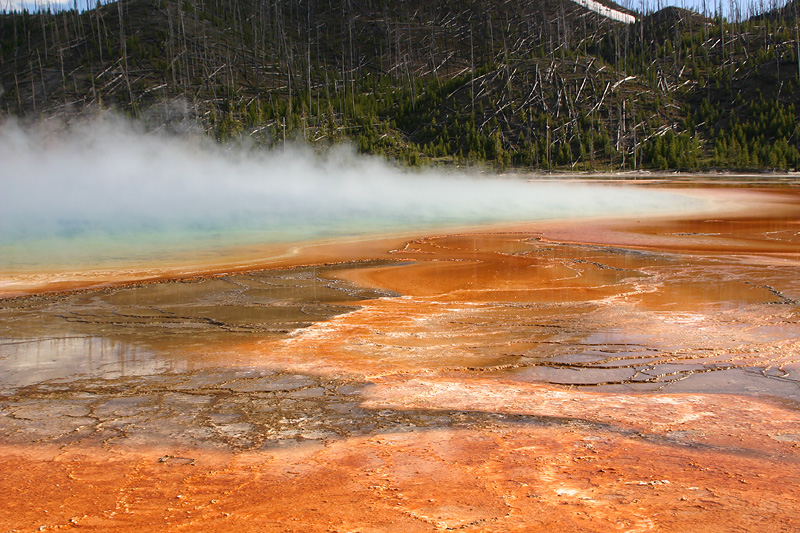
[0,122,703,272]
[0,177,701,271]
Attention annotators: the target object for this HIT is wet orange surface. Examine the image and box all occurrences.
[2,184,800,531]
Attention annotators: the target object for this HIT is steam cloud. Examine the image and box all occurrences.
[0,115,694,268]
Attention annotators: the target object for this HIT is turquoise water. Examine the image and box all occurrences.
[0,121,703,272]
[0,178,702,271]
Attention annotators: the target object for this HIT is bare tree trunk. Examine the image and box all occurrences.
[795,2,800,83]
[167,4,178,91]
[470,23,475,116]
[118,0,134,106]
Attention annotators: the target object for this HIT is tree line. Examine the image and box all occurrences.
[1,0,799,171]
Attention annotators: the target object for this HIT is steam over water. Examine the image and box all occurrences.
[0,116,698,270]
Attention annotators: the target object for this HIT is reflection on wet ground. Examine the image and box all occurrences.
[2,185,800,531]
[0,262,396,391]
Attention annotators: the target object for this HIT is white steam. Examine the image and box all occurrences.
[0,116,696,269]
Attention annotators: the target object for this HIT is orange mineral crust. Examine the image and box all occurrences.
[3,415,800,532]
[2,184,800,531]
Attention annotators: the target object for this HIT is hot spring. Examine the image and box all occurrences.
[3,117,800,533]
[0,117,704,273]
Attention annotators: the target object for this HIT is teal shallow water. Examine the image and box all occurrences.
[1,176,703,271]
[0,120,704,272]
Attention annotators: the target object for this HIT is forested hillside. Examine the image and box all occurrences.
[1,0,799,170]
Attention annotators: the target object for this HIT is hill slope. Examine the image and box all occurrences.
[1,0,799,170]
